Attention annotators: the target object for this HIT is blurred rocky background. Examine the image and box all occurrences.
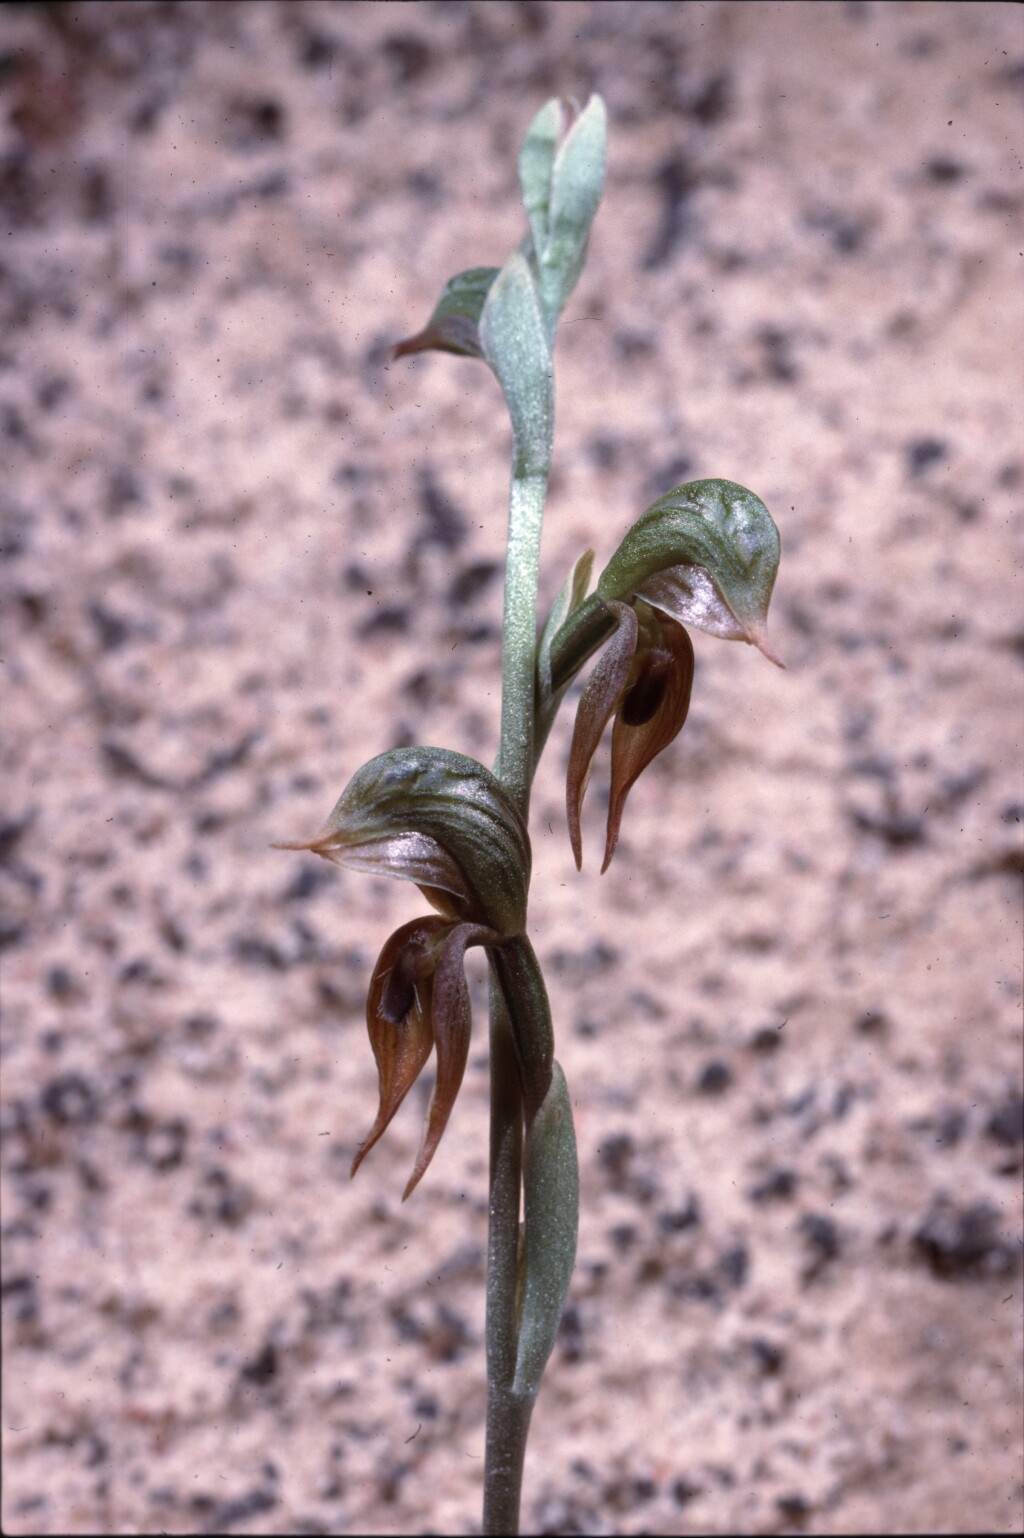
[1,2,1021,1533]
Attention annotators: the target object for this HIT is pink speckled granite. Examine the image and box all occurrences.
[1,3,1021,1534]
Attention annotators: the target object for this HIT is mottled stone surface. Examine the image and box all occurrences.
[1,3,1021,1534]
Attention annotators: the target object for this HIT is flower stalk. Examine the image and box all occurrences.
[276,92,782,1536]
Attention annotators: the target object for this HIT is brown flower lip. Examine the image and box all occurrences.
[566,598,695,873]
[354,916,503,1200]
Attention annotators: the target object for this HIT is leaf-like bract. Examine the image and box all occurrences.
[393,267,500,360]
[513,1062,579,1398]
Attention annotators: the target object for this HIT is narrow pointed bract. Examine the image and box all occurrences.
[392,267,499,361]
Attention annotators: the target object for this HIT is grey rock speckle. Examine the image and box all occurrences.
[2,3,1021,1535]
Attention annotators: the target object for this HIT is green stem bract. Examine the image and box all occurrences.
[531,593,619,772]
[479,252,554,819]
[514,1062,578,1398]
[548,592,618,695]
[489,935,555,1122]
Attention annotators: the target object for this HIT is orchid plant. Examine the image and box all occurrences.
[278,95,782,1536]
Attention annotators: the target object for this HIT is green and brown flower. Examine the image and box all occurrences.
[275,748,531,1196]
[546,479,784,870]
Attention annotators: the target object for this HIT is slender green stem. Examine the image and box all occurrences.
[486,419,551,1534]
[497,473,549,816]
[484,1385,534,1536]
[480,119,605,1517]
[483,986,530,1536]
[485,396,622,1535]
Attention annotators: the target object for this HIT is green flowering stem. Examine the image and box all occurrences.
[479,251,555,1534]
[478,97,605,1529]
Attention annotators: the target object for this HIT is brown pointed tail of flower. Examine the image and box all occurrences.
[603,612,694,873]
[400,923,497,1199]
[351,917,446,1182]
[565,602,637,870]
